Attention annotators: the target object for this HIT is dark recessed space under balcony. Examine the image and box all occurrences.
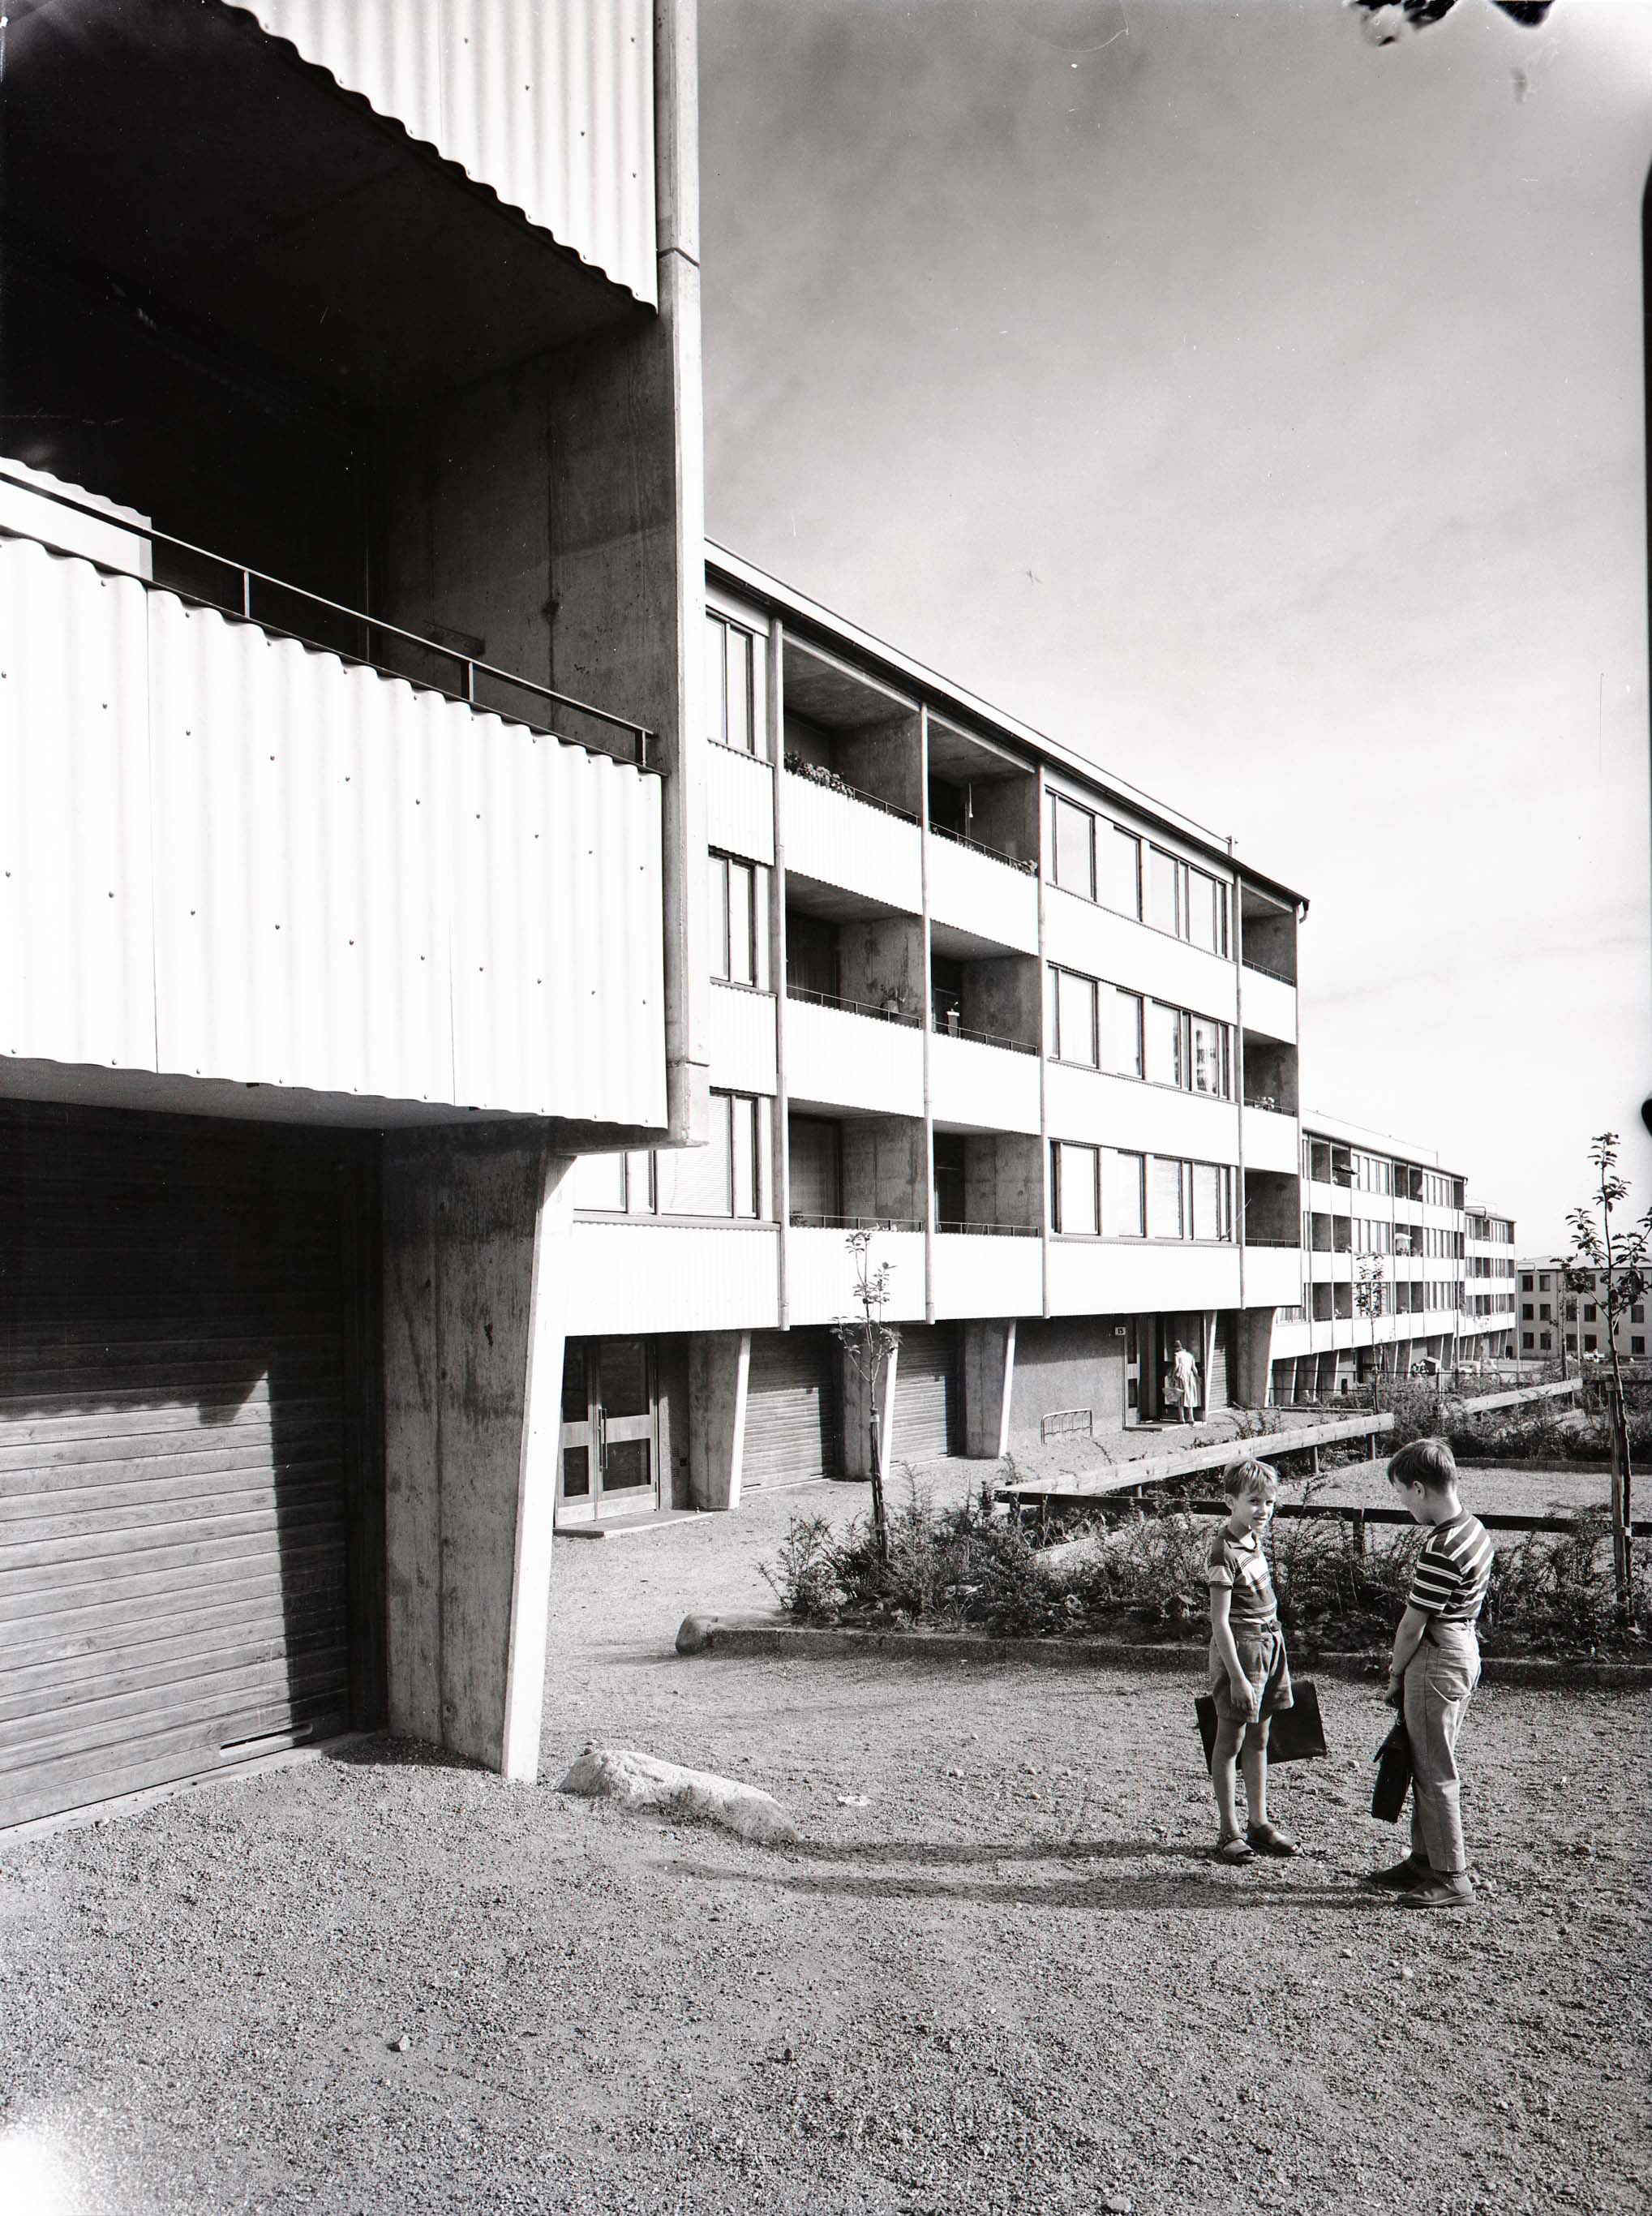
[0,0,640,415]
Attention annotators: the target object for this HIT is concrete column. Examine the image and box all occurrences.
[1234,1307,1277,1410]
[689,1329,750,1510]
[382,1132,575,1781]
[960,1318,1016,1458]
[840,1340,899,1480]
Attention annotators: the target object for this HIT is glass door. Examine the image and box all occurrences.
[558,1338,658,1522]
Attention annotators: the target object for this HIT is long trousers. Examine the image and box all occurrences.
[1404,1621,1480,1875]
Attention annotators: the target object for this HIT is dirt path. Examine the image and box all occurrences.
[2,1476,1646,2215]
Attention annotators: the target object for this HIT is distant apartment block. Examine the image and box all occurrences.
[1519,1260,1649,1365]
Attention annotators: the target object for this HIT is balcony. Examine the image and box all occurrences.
[1241,1102,1300,1175]
[1240,960,1297,1044]
[0,530,667,1127]
[1046,1237,1242,1316]
[571,1220,780,1336]
[926,827,1039,955]
[785,990,924,1118]
[933,1227,1042,1319]
[929,1028,1041,1135]
[787,1224,927,1326]
[783,767,922,913]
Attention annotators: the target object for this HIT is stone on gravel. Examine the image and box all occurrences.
[558,1746,797,1845]
[674,1613,720,1655]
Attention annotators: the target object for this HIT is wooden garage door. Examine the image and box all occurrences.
[744,1331,839,1486]
[0,1105,369,1832]
[894,1325,958,1460]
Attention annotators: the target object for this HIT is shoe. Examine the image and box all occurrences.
[1246,1822,1297,1857]
[1397,1871,1474,1909]
[1363,1857,1430,1893]
[1216,1832,1253,1865]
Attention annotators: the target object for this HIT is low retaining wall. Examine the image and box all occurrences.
[676,1615,1652,1690]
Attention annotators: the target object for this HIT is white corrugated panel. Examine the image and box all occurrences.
[706,746,775,865]
[706,982,778,1096]
[229,0,657,306]
[0,539,667,1127]
[0,459,152,578]
[570,1222,780,1336]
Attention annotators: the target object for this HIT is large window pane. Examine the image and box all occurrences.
[1147,847,1180,934]
[732,1095,758,1218]
[1051,795,1096,900]
[1104,1149,1145,1238]
[1056,968,1098,1066]
[1098,825,1140,918]
[625,1150,655,1215]
[1105,988,1144,1078]
[1186,869,1220,952]
[1190,1016,1225,1097]
[1192,1162,1221,1239]
[656,1096,732,1214]
[1145,1000,1182,1087]
[573,1153,626,1209]
[709,853,730,980]
[1056,1142,1099,1236]
[727,625,756,755]
[727,858,755,986]
[1149,1155,1185,1239]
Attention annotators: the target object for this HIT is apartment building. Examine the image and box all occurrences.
[1521,1261,1650,1366]
[0,0,706,1827]
[556,550,1311,1520]
[1268,1114,1516,1403]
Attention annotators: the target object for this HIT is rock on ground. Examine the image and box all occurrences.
[559,1745,797,1846]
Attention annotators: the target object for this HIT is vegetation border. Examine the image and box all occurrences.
[675,1616,1652,1689]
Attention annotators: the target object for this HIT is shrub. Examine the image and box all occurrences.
[759,1481,1651,1654]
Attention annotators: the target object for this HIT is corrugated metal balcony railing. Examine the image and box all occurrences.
[0,525,668,1128]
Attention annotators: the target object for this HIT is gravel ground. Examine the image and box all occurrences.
[2,1471,1647,2216]
[1298,1460,1611,1518]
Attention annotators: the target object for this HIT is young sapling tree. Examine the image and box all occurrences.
[833,1230,900,1565]
[1564,1131,1650,1609]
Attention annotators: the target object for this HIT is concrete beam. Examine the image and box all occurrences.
[382,1132,575,1780]
[689,1329,750,1510]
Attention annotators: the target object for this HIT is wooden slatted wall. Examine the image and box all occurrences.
[0,1103,371,1831]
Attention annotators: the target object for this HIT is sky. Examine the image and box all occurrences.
[697,0,1652,1255]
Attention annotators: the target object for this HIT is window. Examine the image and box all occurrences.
[1049,965,1101,1067]
[1584,1302,1598,1322]
[705,612,759,754]
[1145,999,1182,1088]
[1539,1303,1551,1322]
[1584,1333,1598,1352]
[1146,846,1180,934]
[1521,1273,1533,1293]
[1149,1155,1185,1239]
[573,1152,655,1213]
[1052,1140,1100,1236]
[1635,1305,1647,1325]
[1099,824,1140,917]
[1105,987,1144,1079]
[656,1093,768,1218]
[1104,1148,1146,1238]
[1049,793,1096,900]
[709,852,762,987]
[1189,1015,1229,1097]
[1186,867,1229,956]
[1634,1337,1646,1356]
[1521,1332,1534,1351]
[1192,1162,1233,1241]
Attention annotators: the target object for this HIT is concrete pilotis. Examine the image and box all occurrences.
[689,1330,751,1510]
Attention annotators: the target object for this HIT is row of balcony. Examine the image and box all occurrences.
[706,747,1300,1042]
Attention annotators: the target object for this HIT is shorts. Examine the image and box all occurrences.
[1208,1622,1293,1726]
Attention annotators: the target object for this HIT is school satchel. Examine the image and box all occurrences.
[1371,1717,1413,1823]
[1193,1681,1327,1772]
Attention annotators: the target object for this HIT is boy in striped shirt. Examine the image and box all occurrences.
[1367,1437,1495,1908]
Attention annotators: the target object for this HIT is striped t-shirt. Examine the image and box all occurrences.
[1206,1527,1278,1629]
[1407,1512,1495,1623]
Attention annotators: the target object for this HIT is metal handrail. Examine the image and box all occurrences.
[931,1014,1038,1057]
[1240,952,1296,986]
[789,1211,923,1233]
[936,1220,1041,1239]
[782,756,919,824]
[785,983,922,1029]
[1242,1235,1302,1249]
[928,821,1038,876]
[0,469,657,769]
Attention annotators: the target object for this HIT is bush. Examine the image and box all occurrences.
[759,1479,1652,1656]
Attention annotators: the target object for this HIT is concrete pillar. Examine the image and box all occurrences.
[1234,1308,1277,1409]
[382,1132,575,1780]
[840,1340,899,1480]
[689,1329,750,1510]
[960,1318,1016,1458]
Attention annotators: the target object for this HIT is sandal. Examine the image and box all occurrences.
[1216,1832,1253,1864]
[1247,1822,1297,1857]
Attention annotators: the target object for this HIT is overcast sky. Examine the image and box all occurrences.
[698,0,1652,1254]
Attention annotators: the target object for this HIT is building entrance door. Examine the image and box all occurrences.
[558,1338,658,1522]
